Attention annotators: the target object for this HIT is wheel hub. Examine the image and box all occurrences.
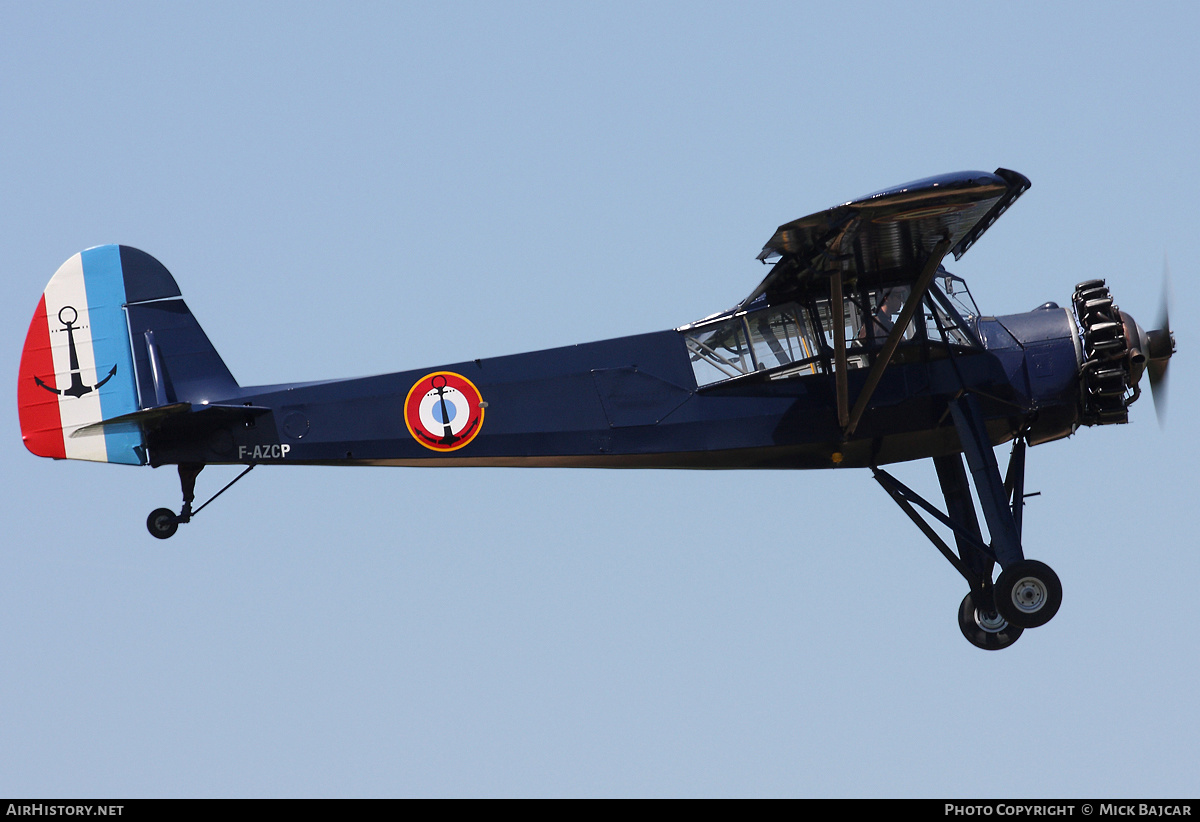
[974,608,1008,633]
[1010,576,1047,614]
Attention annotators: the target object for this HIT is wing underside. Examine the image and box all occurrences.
[743,169,1030,308]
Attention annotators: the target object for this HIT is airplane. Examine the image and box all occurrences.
[17,169,1175,650]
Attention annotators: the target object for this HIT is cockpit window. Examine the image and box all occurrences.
[747,306,820,374]
[681,279,978,388]
[685,316,754,386]
[684,304,824,386]
[844,286,915,347]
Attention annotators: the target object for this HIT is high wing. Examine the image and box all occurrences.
[741,168,1030,309]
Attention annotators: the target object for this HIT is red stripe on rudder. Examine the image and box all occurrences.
[17,294,66,458]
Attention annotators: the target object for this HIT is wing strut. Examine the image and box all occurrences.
[843,237,951,437]
[830,270,849,428]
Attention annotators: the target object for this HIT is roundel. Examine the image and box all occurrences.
[404,371,485,452]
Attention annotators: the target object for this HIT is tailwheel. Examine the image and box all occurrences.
[143,463,256,538]
[958,590,1023,650]
[994,560,1062,628]
[147,508,179,540]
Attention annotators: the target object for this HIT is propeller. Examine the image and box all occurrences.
[1145,257,1175,426]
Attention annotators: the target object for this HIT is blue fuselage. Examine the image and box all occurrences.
[147,305,1085,471]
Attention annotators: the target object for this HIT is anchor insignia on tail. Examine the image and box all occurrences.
[34,305,117,398]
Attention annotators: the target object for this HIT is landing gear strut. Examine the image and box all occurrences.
[874,394,1061,650]
[146,463,255,539]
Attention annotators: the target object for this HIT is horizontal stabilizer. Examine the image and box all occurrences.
[69,402,272,439]
[68,402,191,438]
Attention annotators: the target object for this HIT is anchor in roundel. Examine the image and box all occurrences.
[403,371,486,452]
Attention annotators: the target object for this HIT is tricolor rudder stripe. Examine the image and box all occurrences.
[18,246,165,465]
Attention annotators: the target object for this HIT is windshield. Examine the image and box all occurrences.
[940,273,980,323]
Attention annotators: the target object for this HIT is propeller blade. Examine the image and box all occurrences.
[1158,255,1173,340]
[1149,359,1169,427]
[1149,255,1174,427]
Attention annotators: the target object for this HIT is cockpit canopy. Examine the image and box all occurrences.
[680,274,980,388]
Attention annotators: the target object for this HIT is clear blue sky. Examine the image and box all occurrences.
[2,1,1197,797]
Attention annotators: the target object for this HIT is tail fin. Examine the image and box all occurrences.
[18,245,237,465]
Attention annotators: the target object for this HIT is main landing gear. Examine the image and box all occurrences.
[873,394,1062,650]
[146,463,255,539]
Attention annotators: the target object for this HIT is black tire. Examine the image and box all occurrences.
[147,508,179,540]
[958,591,1023,650]
[994,560,1062,628]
